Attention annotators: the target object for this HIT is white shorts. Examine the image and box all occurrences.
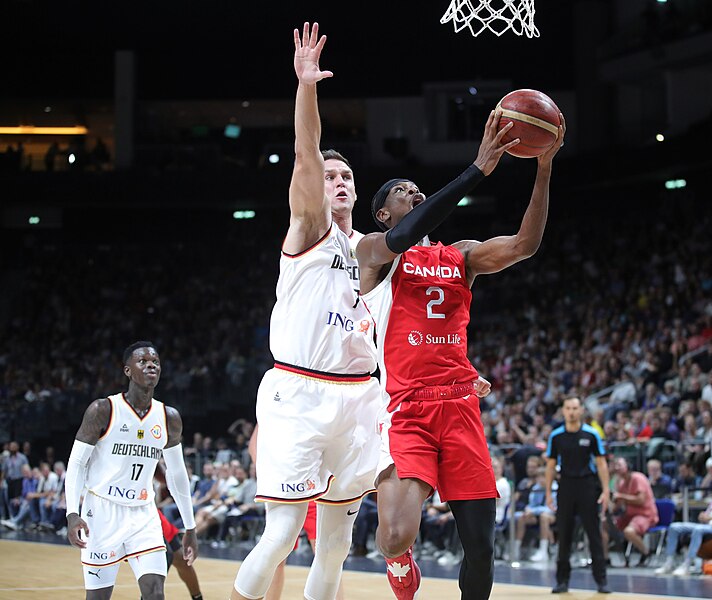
[80,493,166,573]
[255,367,381,504]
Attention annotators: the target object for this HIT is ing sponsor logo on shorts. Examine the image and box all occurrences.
[281,479,316,494]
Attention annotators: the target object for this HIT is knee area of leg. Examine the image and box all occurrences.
[379,527,413,557]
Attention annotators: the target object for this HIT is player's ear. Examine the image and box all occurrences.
[377,207,389,227]
[123,365,131,378]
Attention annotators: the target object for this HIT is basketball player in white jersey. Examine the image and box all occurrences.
[65,341,198,600]
[230,23,380,600]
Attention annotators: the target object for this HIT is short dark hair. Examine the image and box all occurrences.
[123,341,157,365]
[321,149,351,168]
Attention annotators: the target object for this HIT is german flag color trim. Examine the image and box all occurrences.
[315,487,376,505]
[274,361,371,384]
[81,544,166,568]
[255,475,335,504]
[281,225,332,258]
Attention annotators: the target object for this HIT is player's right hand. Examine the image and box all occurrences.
[294,22,333,85]
[67,513,89,548]
[473,109,520,176]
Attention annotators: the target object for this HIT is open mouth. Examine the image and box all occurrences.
[412,193,425,207]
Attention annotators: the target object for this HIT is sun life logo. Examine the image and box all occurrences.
[407,330,423,346]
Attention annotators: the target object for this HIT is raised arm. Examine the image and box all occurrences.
[357,110,517,293]
[454,114,566,285]
[283,22,334,256]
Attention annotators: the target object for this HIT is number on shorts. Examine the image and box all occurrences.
[130,463,144,481]
[426,286,445,319]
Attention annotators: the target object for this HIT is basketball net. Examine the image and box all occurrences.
[441,0,539,38]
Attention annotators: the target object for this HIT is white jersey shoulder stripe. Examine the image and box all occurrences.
[281,224,333,259]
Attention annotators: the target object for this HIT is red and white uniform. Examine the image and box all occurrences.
[362,243,496,501]
[255,224,381,504]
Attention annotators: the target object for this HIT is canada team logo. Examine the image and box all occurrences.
[150,425,162,439]
[407,330,423,346]
[357,320,371,333]
[137,430,144,440]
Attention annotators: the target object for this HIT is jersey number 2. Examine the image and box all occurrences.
[426,286,445,319]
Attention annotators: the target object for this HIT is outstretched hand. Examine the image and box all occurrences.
[473,110,520,176]
[538,112,566,166]
[294,22,333,85]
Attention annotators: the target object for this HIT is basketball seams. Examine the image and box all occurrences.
[496,107,559,136]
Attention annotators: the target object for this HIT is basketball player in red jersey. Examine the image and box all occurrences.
[357,111,565,600]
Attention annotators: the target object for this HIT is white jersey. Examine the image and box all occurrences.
[85,393,168,506]
[270,223,376,375]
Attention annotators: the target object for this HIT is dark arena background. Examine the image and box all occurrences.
[1,1,712,598]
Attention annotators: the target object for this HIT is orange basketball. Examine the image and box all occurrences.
[496,89,562,158]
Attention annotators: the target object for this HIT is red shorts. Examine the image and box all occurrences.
[293,501,318,550]
[158,509,179,543]
[616,513,657,535]
[385,395,497,502]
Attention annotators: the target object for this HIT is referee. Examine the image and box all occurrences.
[545,396,610,594]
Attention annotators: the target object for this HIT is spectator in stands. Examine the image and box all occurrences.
[646,459,673,499]
[513,467,556,562]
[700,457,712,491]
[1,464,40,529]
[514,456,541,514]
[492,456,511,527]
[1,441,28,505]
[195,462,248,540]
[605,457,658,566]
[420,490,457,565]
[673,461,700,493]
[33,461,59,525]
[39,461,66,531]
[655,499,712,576]
[697,409,712,442]
[213,462,260,548]
[351,493,378,557]
[702,372,712,403]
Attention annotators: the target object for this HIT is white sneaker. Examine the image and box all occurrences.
[655,558,674,574]
[530,548,549,562]
[1,519,18,530]
[672,562,690,576]
[437,551,459,566]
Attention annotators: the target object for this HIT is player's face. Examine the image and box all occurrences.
[124,347,161,388]
[383,181,425,227]
[562,399,582,423]
[324,159,356,214]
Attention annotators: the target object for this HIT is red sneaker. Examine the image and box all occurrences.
[385,547,421,600]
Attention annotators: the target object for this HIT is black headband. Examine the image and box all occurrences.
[371,178,411,231]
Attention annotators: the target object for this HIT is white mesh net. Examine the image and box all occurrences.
[441,0,539,38]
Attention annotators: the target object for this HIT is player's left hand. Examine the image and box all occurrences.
[537,112,566,166]
[474,375,491,398]
[597,490,609,516]
[182,528,198,566]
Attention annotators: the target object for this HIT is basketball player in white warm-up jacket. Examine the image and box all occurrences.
[230,23,381,600]
[64,341,198,600]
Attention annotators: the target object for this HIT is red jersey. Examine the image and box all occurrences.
[363,242,478,412]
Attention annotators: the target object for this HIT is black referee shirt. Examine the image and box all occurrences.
[546,424,605,478]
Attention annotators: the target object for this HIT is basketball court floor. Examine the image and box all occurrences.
[1,531,710,599]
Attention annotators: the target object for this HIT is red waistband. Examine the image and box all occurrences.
[274,361,372,383]
[411,381,476,401]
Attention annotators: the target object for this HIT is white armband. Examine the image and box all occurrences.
[163,444,196,530]
[65,440,94,516]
